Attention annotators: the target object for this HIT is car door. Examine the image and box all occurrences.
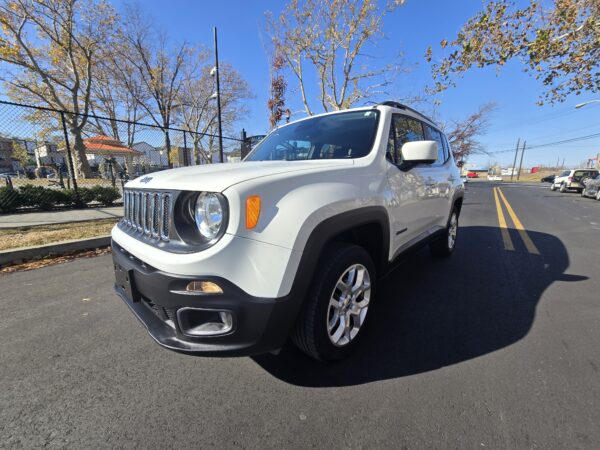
[385,114,440,254]
[421,123,454,227]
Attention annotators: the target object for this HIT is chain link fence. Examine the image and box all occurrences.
[0,100,244,214]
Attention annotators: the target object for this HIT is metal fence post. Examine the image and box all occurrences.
[59,111,78,195]
[183,130,189,166]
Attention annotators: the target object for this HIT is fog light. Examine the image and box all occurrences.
[177,308,234,336]
[185,281,223,295]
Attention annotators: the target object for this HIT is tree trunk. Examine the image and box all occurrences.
[164,130,173,169]
[71,128,92,179]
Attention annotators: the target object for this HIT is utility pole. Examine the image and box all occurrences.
[561,157,565,168]
[517,141,527,181]
[510,138,520,181]
[214,27,224,163]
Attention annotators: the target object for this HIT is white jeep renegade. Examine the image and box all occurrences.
[112,101,464,361]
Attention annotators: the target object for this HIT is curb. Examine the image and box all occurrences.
[0,235,111,266]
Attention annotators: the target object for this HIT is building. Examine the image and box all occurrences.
[132,142,168,168]
[34,143,64,167]
[167,146,193,167]
[0,137,14,172]
[59,135,142,175]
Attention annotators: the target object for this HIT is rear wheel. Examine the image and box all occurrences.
[430,209,458,257]
[291,243,375,361]
[597,190,600,201]
[581,188,587,197]
[560,183,567,193]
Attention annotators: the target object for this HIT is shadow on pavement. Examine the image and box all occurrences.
[252,226,586,387]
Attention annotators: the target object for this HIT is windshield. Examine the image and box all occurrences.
[245,110,380,161]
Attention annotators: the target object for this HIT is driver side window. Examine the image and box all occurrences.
[388,115,425,164]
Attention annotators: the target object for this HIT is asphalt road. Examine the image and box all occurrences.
[1,182,600,449]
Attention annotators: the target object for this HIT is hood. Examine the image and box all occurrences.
[125,160,355,192]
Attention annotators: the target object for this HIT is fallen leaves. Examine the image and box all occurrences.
[0,247,111,274]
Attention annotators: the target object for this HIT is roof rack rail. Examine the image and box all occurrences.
[377,101,436,125]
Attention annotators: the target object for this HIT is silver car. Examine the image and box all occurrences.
[582,174,600,200]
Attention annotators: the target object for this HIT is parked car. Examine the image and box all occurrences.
[582,174,600,200]
[111,101,464,361]
[550,169,599,193]
[540,174,556,183]
[467,171,479,178]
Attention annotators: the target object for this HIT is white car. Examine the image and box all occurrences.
[551,169,599,193]
[112,102,464,361]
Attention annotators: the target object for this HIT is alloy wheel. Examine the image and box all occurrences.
[448,213,458,250]
[326,264,371,347]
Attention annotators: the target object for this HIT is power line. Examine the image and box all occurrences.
[489,131,600,154]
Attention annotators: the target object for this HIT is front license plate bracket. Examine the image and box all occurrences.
[114,263,140,303]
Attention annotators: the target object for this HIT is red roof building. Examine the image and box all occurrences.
[79,135,142,157]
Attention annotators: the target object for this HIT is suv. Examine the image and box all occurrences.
[551,169,599,193]
[111,102,464,361]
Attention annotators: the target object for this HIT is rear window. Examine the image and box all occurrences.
[574,170,598,177]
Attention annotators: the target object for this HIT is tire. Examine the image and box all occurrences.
[597,191,600,201]
[430,208,459,257]
[581,188,587,197]
[560,183,567,193]
[291,243,375,361]
[550,184,556,191]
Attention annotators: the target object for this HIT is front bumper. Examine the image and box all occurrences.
[112,240,298,356]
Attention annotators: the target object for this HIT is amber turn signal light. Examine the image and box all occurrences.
[185,281,223,294]
[246,195,261,229]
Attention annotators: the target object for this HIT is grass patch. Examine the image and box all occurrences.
[0,218,118,251]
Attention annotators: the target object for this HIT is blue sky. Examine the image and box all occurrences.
[116,1,599,168]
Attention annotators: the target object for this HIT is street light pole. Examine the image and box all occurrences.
[575,99,600,109]
[214,27,224,163]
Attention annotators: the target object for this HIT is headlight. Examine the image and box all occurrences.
[193,192,225,241]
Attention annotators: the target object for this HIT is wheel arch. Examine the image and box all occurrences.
[281,207,391,331]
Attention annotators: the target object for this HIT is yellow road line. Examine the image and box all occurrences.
[496,187,540,255]
[493,187,515,251]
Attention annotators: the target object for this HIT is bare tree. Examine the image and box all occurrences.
[177,61,252,164]
[117,8,197,168]
[442,103,497,162]
[267,49,287,129]
[90,54,148,147]
[0,0,117,178]
[267,0,406,114]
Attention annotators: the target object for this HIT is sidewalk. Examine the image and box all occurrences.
[0,206,123,228]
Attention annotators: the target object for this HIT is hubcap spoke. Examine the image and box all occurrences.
[327,263,371,347]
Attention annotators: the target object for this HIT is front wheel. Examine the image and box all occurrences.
[550,184,557,191]
[560,183,567,193]
[597,191,600,201]
[581,188,587,197]
[430,209,458,257]
[291,243,375,361]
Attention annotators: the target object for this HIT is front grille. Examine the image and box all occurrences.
[123,189,172,241]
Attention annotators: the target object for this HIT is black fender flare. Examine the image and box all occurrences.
[279,206,391,332]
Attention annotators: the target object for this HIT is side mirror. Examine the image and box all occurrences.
[401,141,438,165]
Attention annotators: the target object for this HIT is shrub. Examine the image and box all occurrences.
[0,186,23,212]
[54,189,78,207]
[18,184,56,210]
[76,187,96,205]
[92,186,120,206]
